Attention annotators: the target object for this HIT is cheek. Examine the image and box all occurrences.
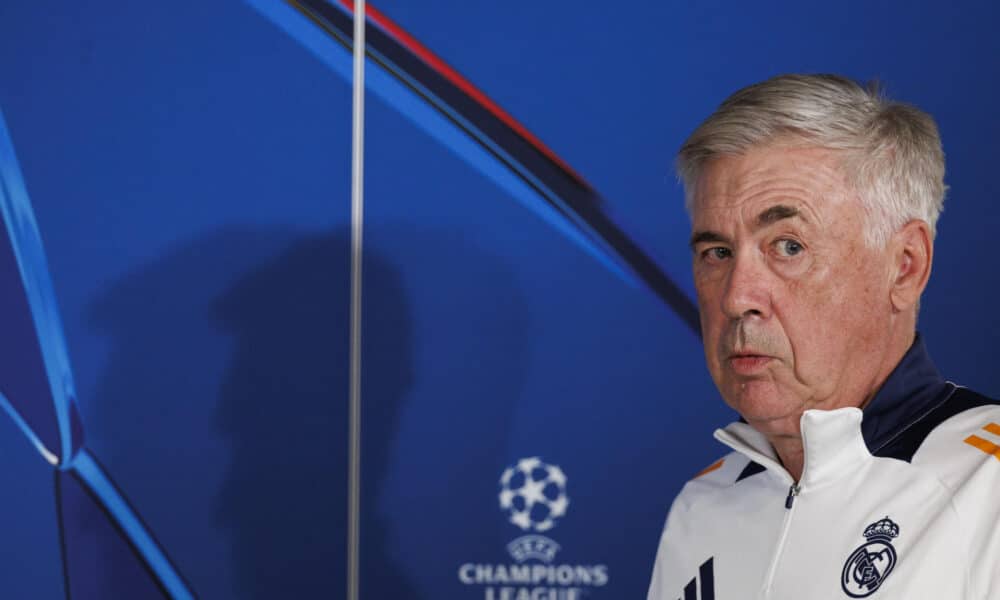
[783,254,887,375]
[694,276,716,316]
[694,292,724,367]
[827,247,888,310]
[770,250,814,279]
[695,285,726,341]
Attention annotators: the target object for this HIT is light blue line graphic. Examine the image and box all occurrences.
[0,106,194,599]
[72,450,195,600]
[245,0,636,284]
[0,107,79,465]
[0,390,58,464]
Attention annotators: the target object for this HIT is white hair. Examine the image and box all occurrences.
[677,74,947,247]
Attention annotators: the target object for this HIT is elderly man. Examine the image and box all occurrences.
[648,75,1000,599]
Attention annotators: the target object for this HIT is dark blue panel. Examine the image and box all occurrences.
[0,391,64,600]
[57,467,167,600]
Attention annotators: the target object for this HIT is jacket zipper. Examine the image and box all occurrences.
[784,483,800,509]
[711,429,807,597]
[761,483,801,596]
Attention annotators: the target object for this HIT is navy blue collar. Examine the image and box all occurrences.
[859,333,952,453]
[737,333,954,482]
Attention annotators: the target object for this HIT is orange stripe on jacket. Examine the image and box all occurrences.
[694,459,725,479]
[964,435,1000,461]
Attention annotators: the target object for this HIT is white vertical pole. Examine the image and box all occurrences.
[347,0,365,599]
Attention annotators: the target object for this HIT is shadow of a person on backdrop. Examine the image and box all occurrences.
[213,228,418,599]
[82,223,528,599]
[81,227,312,600]
[80,227,421,599]
[213,223,537,598]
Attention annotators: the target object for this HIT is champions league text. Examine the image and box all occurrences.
[458,563,609,599]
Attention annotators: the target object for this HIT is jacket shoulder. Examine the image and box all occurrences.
[874,385,1000,464]
[906,389,1000,599]
[908,389,1000,486]
[672,450,756,509]
[648,450,755,600]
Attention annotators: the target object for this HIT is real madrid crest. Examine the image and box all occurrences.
[840,516,900,597]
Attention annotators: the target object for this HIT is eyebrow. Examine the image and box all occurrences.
[689,230,728,249]
[756,204,802,226]
[689,204,805,249]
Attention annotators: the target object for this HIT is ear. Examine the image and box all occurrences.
[889,219,933,312]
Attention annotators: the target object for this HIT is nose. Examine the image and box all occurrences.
[721,251,771,320]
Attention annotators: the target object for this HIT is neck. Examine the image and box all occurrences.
[768,326,918,482]
[771,436,805,481]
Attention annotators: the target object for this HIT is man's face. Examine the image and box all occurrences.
[690,143,896,439]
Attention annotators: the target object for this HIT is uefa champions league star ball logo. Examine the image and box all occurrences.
[498,457,569,532]
[455,458,608,596]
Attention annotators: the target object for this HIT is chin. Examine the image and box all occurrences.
[724,383,804,437]
[741,412,804,440]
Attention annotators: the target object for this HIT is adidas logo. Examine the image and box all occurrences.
[678,557,714,600]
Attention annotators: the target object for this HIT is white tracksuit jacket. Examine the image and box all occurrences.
[648,338,1000,600]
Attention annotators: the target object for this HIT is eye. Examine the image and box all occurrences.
[701,246,732,261]
[774,239,804,257]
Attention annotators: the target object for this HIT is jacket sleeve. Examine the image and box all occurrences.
[647,462,727,600]
[954,415,1000,599]
[647,492,688,600]
[912,404,1000,599]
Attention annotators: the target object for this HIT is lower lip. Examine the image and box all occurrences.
[729,356,773,374]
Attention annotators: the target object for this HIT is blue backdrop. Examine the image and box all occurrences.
[0,1,998,598]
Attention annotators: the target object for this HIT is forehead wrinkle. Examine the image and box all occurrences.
[706,179,829,229]
[693,147,848,232]
[730,176,829,204]
[703,168,822,204]
[710,151,845,201]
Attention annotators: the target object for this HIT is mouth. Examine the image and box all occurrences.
[726,353,774,374]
